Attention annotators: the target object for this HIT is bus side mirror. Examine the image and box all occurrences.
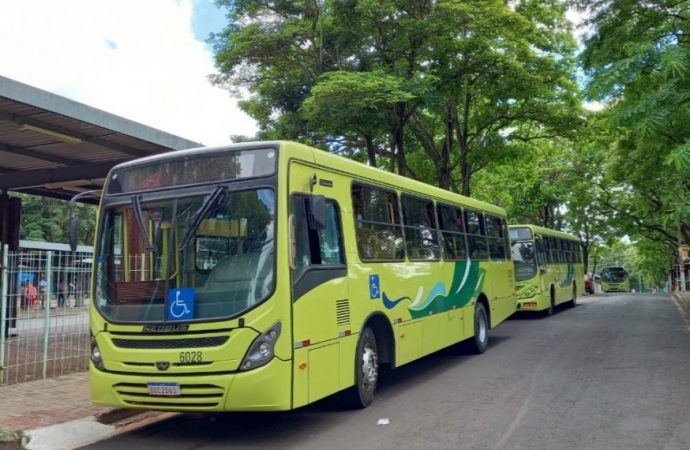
[66,189,101,253]
[68,217,80,252]
[308,195,327,230]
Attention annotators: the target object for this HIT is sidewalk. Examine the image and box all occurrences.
[0,372,173,450]
[671,290,690,309]
[0,372,101,432]
[670,291,690,331]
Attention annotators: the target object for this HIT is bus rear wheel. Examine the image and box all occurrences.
[569,284,577,308]
[544,290,555,317]
[345,327,379,409]
[468,302,489,354]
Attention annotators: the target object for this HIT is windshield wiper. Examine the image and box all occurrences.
[132,195,155,252]
[179,185,227,251]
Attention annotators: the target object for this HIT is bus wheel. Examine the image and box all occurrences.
[569,284,577,308]
[544,291,554,317]
[346,327,379,409]
[468,302,489,354]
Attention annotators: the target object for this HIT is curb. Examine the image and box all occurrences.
[0,432,23,450]
[670,292,690,333]
[19,409,177,450]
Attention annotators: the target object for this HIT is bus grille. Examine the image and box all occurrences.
[114,382,225,409]
[112,336,229,349]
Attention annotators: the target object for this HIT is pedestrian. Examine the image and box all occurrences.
[69,278,77,307]
[58,278,66,307]
[38,275,47,308]
[26,280,37,309]
[20,280,27,309]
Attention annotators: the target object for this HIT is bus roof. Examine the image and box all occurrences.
[109,140,508,217]
[509,224,580,242]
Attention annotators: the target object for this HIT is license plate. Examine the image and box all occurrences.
[147,382,181,396]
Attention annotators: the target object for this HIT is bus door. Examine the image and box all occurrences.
[288,161,351,407]
[535,233,549,295]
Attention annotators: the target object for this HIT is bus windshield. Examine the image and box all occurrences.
[94,188,276,323]
[512,240,537,282]
[601,267,627,283]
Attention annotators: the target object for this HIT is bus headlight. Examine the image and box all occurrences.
[240,322,282,371]
[90,331,105,371]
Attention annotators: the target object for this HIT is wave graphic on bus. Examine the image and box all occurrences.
[380,260,487,319]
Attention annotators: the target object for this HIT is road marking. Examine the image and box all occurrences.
[495,359,543,449]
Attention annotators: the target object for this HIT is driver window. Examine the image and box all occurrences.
[291,195,344,281]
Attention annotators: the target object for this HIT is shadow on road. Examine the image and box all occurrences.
[111,334,512,448]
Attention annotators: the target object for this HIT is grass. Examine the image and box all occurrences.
[0,429,23,441]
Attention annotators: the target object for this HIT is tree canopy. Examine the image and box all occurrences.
[11,0,685,287]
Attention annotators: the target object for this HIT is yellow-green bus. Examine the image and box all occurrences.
[509,224,584,316]
[73,140,517,413]
[600,266,630,292]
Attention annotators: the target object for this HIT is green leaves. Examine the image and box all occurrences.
[574,0,690,274]
[665,141,690,170]
[14,194,96,246]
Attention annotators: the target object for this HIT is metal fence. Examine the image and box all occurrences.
[0,246,92,386]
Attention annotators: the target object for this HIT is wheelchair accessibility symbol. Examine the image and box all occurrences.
[167,288,195,320]
[369,274,380,300]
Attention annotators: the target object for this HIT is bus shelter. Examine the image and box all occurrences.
[0,74,201,342]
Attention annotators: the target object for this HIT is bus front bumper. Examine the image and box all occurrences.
[516,293,546,311]
[90,358,292,412]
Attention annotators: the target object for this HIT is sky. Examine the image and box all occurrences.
[0,1,596,148]
[0,0,258,147]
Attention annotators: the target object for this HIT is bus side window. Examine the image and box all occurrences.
[291,195,345,280]
[547,237,557,264]
[465,210,488,260]
[402,195,440,261]
[536,237,547,269]
[437,203,467,260]
[485,215,507,260]
[351,184,404,261]
[291,196,311,279]
[317,201,344,266]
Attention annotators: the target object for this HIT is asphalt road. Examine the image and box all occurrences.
[81,293,690,450]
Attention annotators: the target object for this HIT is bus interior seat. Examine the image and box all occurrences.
[356,227,377,259]
[195,252,264,316]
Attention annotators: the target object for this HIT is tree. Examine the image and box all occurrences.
[301,70,415,167]
[15,194,96,246]
[472,138,575,229]
[577,0,690,249]
[209,0,583,194]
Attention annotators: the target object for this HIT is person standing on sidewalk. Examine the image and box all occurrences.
[38,275,47,308]
[26,279,37,309]
[58,278,67,308]
[20,280,27,309]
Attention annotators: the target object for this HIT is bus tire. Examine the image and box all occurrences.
[468,302,489,354]
[345,327,379,409]
[544,288,555,317]
[569,283,577,308]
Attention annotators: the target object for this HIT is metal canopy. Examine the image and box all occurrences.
[0,75,202,203]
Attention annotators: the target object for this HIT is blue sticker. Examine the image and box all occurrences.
[369,274,381,299]
[167,288,195,321]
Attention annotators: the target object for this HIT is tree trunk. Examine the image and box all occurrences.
[394,102,410,178]
[364,135,377,167]
[437,101,454,191]
[455,94,472,197]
